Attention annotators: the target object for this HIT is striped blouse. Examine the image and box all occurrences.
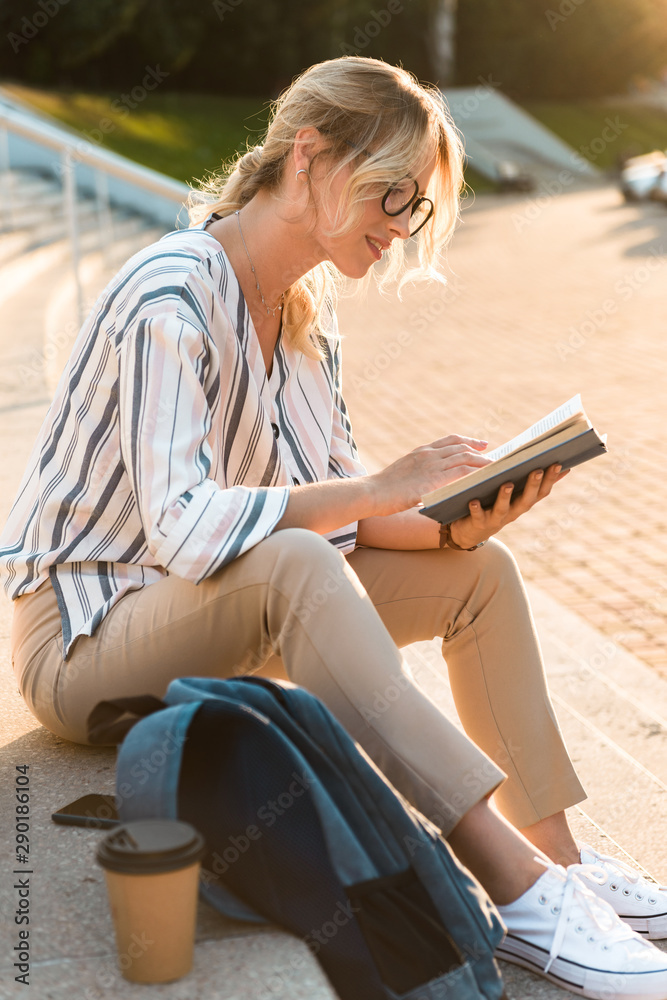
[0,215,367,659]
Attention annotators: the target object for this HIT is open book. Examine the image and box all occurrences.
[418,395,607,526]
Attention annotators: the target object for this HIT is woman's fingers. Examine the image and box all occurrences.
[395,445,570,521]
[516,468,546,508]
[481,469,548,526]
[533,464,561,500]
[450,485,513,547]
[546,465,570,488]
[429,434,489,452]
[467,500,488,527]
[520,465,566,507]
[437,443,493,470]
[491,482,515,519]
[443,456,493,476]
[450,464,572,544]
[504,465,569,520]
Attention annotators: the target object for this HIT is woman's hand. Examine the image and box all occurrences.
[368,435,492,517]
[447,465,570,549]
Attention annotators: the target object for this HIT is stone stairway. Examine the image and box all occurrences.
[0,169,666,1000]
[406,598,667,998]
[0,168,165,413]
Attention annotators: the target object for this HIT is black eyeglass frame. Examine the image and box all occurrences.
[380,179,435,237]
[319,131,435,237]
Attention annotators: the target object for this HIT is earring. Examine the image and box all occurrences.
[296,169,309,180]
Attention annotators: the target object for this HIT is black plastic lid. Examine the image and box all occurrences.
[96,819,205,874]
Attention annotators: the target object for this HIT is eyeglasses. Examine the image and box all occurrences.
[320,131,435,237]
[381,177,434,237]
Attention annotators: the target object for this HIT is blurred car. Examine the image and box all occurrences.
[495,160,536,193]
[649,164,667,204]
[620,150,667,203]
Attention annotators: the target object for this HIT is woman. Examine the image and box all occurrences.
[1,57,666,997]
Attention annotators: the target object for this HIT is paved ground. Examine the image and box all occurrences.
[1,180,666,999]
[337,180,667,680]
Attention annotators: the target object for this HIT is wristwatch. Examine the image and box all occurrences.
[438,523,487,551]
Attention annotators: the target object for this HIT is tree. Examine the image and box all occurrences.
[0,0,444,96]
[455,0,667,99]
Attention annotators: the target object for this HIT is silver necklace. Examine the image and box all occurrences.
[235,210,285,317]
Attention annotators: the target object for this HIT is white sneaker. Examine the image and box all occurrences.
[574,844,667,940]
[495,860,667,999]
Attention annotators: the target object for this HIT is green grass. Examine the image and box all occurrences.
[1,81,498,195]
[2,83,272,186]
[462,166,496,195]
[521,100,667,171]
[10,84,665,194]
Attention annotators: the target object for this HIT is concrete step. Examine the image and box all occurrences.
[0,169,62,211]
[0,200,143,265]
[407,585,667,884]
[405,584,667,997]
[1,574,665,999]
[0,169,80,234]
[0,220,165,409]
[1,177,666,998]
[1,196,96,234]
[0,206,159,287]
[0,167,164,257]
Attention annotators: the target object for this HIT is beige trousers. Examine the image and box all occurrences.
[10,529,585,834]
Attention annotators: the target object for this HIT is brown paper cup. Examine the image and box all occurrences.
[96,819,205,984]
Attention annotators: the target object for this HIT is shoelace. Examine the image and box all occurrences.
[578,847,665,894]
[533,858,641,974]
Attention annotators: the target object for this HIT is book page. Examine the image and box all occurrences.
[485,395,584,462]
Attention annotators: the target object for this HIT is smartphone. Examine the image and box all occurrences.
[52,793,120,829]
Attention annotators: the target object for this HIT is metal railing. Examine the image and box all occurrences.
[0,96,190,325]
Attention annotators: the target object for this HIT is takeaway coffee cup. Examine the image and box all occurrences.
[96,819,205,983]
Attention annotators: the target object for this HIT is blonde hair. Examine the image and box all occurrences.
[188,56,465,360]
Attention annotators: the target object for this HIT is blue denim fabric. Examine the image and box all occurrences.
[114,676,506,1000]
